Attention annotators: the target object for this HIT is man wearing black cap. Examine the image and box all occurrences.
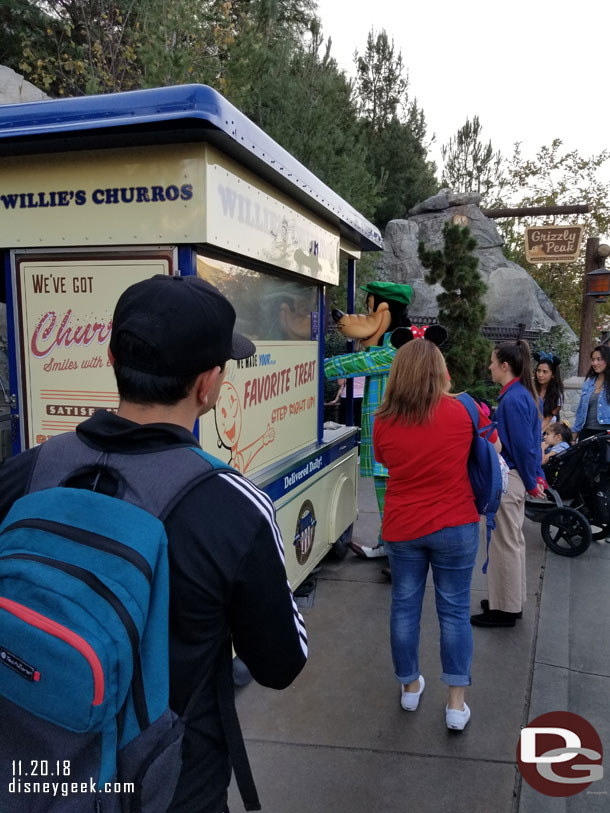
[0,274,307,812]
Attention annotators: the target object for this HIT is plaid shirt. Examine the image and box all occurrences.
[324,333,396,477]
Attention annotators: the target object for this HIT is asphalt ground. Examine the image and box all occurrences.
[229,478,610,813]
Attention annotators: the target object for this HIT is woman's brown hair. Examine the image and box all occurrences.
[376,339,450,424]
[494,339,541,416]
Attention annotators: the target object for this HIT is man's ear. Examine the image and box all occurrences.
[194,366,223,409]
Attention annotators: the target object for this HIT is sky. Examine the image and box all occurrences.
[315,0,610,179]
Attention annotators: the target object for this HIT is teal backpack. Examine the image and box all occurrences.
[0,433,257,812]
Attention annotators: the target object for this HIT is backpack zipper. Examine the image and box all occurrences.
[1,518,152,583]
[0,596,104,705]
[0,553,150,729]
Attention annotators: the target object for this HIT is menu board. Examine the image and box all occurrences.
[14,252,173,447]
[199,340,318,476]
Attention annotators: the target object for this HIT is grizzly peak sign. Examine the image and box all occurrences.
[525,225,584,263]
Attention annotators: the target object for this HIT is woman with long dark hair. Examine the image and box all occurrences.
[572,345,610,440]
[471,340,544,629]
[533,352,563,433]
[373,339,499,731]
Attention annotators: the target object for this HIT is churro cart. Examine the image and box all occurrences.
[0,85,382,587]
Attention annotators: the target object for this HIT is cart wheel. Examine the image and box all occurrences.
[591,524,609,541]
[541,507,592,556]
[330,524,353,560]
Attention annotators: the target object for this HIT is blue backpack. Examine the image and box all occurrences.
[0,433,257,812]
[457,393,503,573]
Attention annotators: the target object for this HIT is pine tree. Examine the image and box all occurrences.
[354,28,438,227]
[441,115,504,207]
[418,223,490,393]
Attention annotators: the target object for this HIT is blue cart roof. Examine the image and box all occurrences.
[0,84,382,252]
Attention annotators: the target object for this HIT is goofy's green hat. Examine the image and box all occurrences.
[360,281,412,306]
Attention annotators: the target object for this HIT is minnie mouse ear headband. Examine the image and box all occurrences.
[533,350,561,366]
[390,324,448,349]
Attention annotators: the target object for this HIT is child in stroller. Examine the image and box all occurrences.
[525,431,610,556]
[541,422,572,465]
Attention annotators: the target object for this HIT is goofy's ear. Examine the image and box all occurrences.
[390,327,414,349]
[424,325,448,347]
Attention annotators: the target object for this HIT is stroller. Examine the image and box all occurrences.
[524,433,610,556]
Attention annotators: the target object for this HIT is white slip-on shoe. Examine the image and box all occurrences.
[360,544,387,559]
[446,702,471,730]
[400,675,425,711]
[349,542,388,559]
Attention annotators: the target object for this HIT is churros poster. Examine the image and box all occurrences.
[200,341,318,476]
[16,255,172,447]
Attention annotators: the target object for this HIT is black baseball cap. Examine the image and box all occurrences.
[110,274,256,376]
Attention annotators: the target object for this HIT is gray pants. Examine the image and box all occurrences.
[487,469,527,614]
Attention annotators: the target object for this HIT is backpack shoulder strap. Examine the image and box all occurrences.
[182,638,261,811]
[28,433,232,519]
[457,393,479,428]
[457,393,496,441]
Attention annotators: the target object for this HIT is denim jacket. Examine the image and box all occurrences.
[572,377,610,432]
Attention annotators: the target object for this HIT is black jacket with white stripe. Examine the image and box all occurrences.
[0,411,307,813]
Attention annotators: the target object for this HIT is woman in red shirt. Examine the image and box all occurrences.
[373,339,498,731]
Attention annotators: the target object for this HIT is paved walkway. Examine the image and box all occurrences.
[229,478,610,812]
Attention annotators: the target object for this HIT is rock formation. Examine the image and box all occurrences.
[377,189,578,341]
[0,65,48,104]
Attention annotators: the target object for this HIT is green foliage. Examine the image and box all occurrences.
[222,21,379,219]
[530,326,579,370]
[354,28,438,227]
[355,29,407,128]
[1,3,440,233]
[366,115,438,226]
[0,1,47,73]
[1,0,232,95]
[418,223,491,392]
[496,139,610,336]
[441,115,504,206]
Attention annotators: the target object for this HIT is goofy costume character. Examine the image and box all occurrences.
[324,281,413,559]
[324,281,448,560]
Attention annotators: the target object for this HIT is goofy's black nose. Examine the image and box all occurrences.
[331,309,345,323]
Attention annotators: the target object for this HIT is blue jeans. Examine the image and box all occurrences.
[385,522,479,687]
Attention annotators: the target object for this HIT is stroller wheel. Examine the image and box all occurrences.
[541,507,592,556]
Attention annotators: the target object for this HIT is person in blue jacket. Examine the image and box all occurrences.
[572,345,610,440]
[471,340,545,629]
